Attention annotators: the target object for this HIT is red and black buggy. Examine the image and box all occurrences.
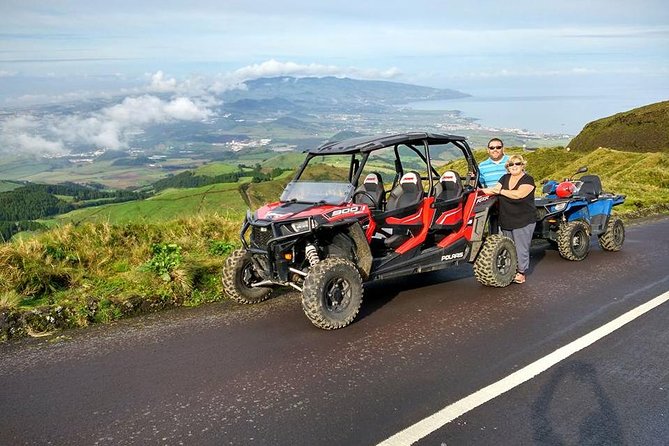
[223,132,517,329]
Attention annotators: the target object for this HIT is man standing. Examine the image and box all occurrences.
[479,138,509,234]
[479,138,509,187]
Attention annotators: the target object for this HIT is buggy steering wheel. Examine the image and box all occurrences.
[352,190,379,209]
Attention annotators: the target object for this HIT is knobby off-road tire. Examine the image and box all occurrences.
[222,249,272,304]
[473,234,517,287]
[557,220,590,261]
[598,216,625,252]
[301,257,363,330]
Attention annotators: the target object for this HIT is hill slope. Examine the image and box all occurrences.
[568,100,669,153]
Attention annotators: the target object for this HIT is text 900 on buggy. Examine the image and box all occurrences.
[223,133,518,329]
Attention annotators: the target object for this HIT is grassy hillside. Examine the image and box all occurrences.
[568,101,669,153]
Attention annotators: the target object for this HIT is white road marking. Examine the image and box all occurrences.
[378,290,669,446]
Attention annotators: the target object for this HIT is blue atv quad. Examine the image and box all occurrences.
[534,167,626,261]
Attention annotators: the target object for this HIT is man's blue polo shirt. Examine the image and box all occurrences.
[479,155,510,187]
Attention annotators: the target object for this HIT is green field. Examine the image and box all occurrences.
[47,182,249,225]
[0,180,23,192]
[195,162,240,176]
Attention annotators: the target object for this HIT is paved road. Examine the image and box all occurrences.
[1,217,668,445]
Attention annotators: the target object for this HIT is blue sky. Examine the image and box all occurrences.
[0,1,668,153]
[2,0,668,100]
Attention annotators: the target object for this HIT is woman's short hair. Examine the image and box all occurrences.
[505,154,527,169]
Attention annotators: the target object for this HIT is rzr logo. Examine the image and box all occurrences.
[329,206,362,218]
[475,196,491,204]
[441,251,464,261]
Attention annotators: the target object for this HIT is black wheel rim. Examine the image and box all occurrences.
[614,222,624,244]
[241,262,259,288]
[572,230,588,256]
[324,277,352,313]
[496,247,512,275]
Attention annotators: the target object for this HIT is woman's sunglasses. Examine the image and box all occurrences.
[507,162,524,167]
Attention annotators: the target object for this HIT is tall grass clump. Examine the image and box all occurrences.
[0,213,242,341]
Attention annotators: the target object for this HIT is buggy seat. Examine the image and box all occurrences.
[354,172,385,209]
[375,171,425,249]
[432,170,465,233]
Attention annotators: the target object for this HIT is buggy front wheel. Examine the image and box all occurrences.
[222,249,272,304]
[301,258,363,330]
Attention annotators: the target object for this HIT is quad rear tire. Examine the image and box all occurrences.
[557,221,590,261]
[222,249,272,304]
[473,234,517,287]
[598,216,625,252]
[302,258,363,330]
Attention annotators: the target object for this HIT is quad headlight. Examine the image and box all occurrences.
[552,202,567,212]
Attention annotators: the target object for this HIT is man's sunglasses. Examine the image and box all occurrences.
[488,146,503,150]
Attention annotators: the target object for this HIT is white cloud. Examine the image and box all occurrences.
[0,95,214,155]
[147,70,178,92]
[0,115,66,155]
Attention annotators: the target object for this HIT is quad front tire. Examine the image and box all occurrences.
[302,257,363,330]
[222,249,272,304]
[598,216,625,252]
[557,221,590,261]
[473,234,517,287]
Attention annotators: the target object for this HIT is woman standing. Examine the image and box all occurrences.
[482,154,536,284]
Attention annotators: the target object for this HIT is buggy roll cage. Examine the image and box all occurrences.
[291,132,479,200]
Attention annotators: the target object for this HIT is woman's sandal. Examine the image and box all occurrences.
[513,273,526,284]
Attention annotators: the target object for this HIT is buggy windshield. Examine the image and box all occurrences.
[280,181,354,205]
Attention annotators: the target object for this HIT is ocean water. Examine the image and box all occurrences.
[407,93,668,135]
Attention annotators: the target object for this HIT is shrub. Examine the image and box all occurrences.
[143,243,182,281]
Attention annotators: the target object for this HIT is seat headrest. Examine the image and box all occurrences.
[400,172,419,185]
[440,171,459,184]
[364,173,380,185]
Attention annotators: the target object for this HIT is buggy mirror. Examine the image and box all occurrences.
[576,166,588,175]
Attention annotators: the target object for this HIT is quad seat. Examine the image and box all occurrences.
[578,174,602,201]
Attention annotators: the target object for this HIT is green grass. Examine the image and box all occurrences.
[0,181,23,192]
[568,100,669,153]
[194,162,240,176]
[48,182,248,225]
[0,215,242,340]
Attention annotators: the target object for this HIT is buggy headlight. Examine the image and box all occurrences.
[290,220,311,233]
[553,202,567,212]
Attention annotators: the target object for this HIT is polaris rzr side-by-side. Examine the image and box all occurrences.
[534,166,626,261]
[223,133,518,329]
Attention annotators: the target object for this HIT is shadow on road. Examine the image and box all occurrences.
[531,360,624,445]
[356,263,475,322]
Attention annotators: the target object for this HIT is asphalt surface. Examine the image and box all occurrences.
[1,216,668,445]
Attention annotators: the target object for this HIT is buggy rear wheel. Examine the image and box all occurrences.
[222,249,272,304]
[302,258,363,330]
[473,234,517,287]
[557,221,590,261]
[598,216,625,252]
